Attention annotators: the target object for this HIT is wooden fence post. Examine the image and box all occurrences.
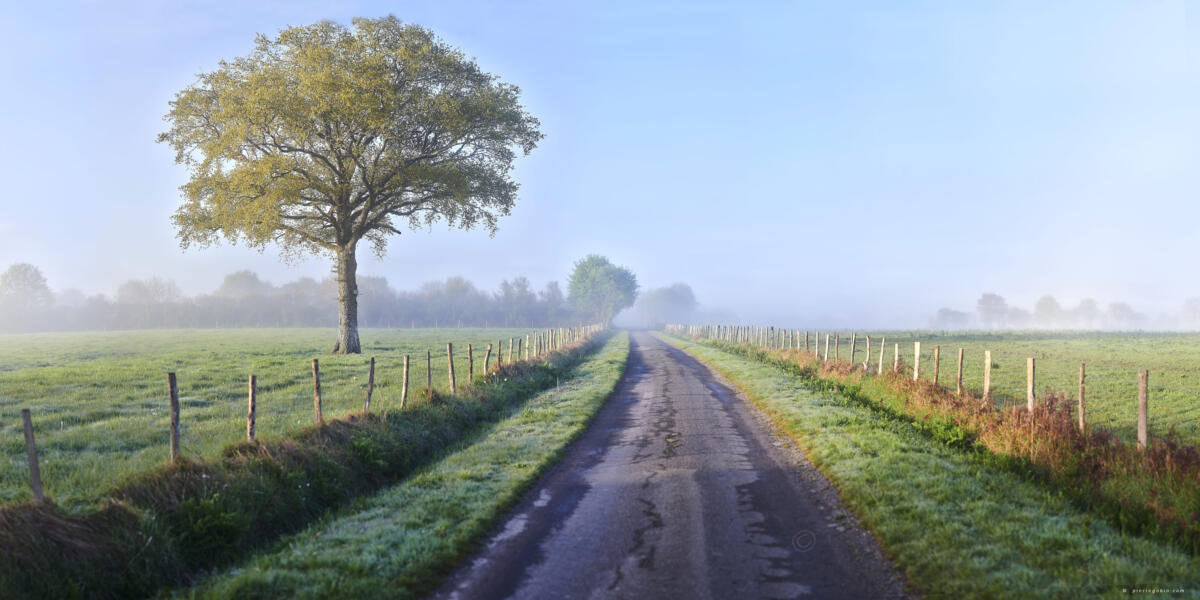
[1138,370,1149,450]
[468,344,474,382]
[933,345,940,386]
[426,350,432,392]
[401,355,410,409]
[983,351,992,403]
[508,338,514,364]
[956,348,964,395]
[850,333,856,367]
[834,333,840,360]
[892,343,899,373]
[364,357,375,413]
[1078,363,1086,433]
[1026,358,1035,413]
[447,343,456,395]
[824,334,830,361]
[484,344,492,372]
[168,372,181,460]
[21,408,44,502]
[312,360,324,426]
[863,335,871,370]
[498,339,503,364]
[877,336,886,375]
[247,374,257,442]
[913,342,921,381]
[804,331,809,353]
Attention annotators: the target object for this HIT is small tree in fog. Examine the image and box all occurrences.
[977,293,1008,329]
[637,283,698,328]
[932,308,969,330]
[1073,298,1100,329]
[159,17,542,353]
[567,255,638,325]
[1107,302,1144,329]
[1033,295,1062,328]
[215,270,274,299]
[0,263,52,310]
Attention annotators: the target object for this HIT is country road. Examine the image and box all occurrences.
[435,331,909,599]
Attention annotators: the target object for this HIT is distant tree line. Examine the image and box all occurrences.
[0,262,615,333]
[932,292,1200,330]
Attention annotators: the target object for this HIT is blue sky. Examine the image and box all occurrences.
[0,1,1196,326]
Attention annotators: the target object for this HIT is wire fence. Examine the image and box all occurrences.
[667,324,1200,448]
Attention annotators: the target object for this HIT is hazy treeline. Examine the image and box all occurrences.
[932,293,1200,331]
[0,264,584,333]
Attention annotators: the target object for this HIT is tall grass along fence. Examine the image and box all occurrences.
[2,324,604,599]
[666,324,1200,553]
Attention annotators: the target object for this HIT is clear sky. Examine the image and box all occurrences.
[0,1,1196,327]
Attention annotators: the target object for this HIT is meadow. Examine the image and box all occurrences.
[0,328,537,507]
[754,329,1200,444]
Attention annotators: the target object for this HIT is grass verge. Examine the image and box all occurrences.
[0,332,611,600]
[174,331,630,599]
[671,331,1200,555]
[658,333,1200,598]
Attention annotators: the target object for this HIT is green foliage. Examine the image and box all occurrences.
[158,16,543,352]
[566,255,638,324]
[159,16,542,258]
[177,493,250,566]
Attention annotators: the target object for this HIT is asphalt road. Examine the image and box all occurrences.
[434,331,908,599]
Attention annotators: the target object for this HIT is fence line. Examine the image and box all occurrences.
[14,323,606,501]
[668,323,1167,450]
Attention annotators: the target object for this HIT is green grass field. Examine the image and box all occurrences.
[0,328,537,507]
[765,330,1200,444]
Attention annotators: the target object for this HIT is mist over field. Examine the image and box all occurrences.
[1,1,1196,330]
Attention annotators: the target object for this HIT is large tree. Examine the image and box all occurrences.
[567,255,638,325]
[159,16,542,352]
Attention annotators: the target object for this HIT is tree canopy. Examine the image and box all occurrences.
[567,255,638,324]
[0,263,52,310]
[158,16,542,352]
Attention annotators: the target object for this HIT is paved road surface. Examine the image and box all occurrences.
[435,331,908,599]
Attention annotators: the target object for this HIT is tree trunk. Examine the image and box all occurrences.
[332,244,362,354]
